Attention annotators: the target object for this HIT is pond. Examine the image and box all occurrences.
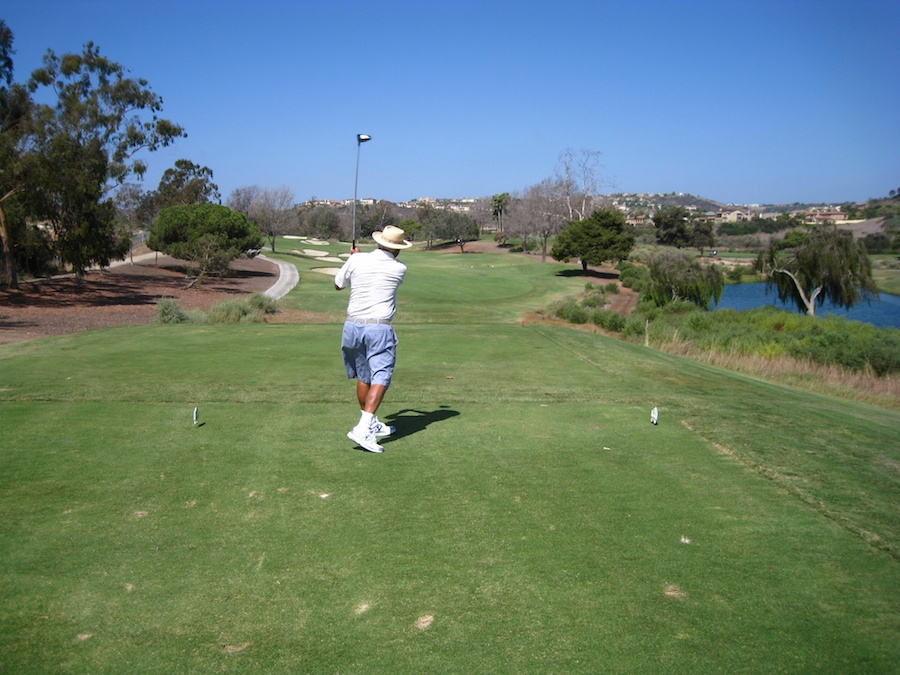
[710,283,900,328]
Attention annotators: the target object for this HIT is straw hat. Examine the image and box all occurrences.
[372,225,412,250]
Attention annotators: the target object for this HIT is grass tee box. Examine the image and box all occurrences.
[2,235,899,672]
[1,319,898,672]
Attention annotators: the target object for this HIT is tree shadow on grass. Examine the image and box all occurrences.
[555,269,619,280]
[381,406,460,445]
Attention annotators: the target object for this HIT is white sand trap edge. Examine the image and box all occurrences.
[311,267,339,276]
[291,248,329,257]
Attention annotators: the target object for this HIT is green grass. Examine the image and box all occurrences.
[871,255,900,295]
[1,245,898,672]
[270,237,588,322]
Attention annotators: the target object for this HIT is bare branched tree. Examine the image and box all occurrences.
[468,197,495,235]
[227,185,261,217]
[506,179,570,262]
[249,186,296,252]
[554,148,606,221]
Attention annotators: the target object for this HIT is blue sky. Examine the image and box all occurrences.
[4,0,898,205]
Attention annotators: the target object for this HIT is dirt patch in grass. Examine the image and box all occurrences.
[664,584,686,599]
[415,615,434,630]
[223,643,250,654]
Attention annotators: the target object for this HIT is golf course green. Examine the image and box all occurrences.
[1,241,897,672]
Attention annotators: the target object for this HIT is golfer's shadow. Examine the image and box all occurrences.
[381,405,459,444]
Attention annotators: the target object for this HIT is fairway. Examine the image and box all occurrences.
[1,247,898,672]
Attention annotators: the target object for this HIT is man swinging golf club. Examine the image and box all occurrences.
[334,225,412,453]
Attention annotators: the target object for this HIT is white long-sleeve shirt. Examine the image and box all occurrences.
[334,248,407,321]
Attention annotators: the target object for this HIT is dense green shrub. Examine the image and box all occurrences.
[686,311,715,332]
[621,315,648,340]
[206,293,277,324]
[156,298,188,324]
[616,261,647,291]
[592,309,627,332]
[148,204,263,280]
[553,301,590,324]
[581,291,607,308]
[782,313,900,376]
[247,293,278,315]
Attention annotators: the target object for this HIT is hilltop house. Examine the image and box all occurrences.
[716,208,753,223]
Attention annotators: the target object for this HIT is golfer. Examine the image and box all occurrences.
[334,225,412,453]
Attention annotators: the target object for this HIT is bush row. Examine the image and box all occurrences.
[548,280,899,376]
[550,297,627,333]
[633,304,899,376]
[156,293,278,325]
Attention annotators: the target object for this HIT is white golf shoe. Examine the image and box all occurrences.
[371,417,395,437]
[347,427,384,453]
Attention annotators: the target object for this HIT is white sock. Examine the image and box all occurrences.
[358,411,374,430]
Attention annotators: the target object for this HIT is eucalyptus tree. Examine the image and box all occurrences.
[154,159,220,209]
[554,148,604,221]
[26,41,185,276]
[113,182,149,262]
[0,20,32,287]
[756,225,877,316]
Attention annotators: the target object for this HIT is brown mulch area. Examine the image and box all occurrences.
[0,255,278,345]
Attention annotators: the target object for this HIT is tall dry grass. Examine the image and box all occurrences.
[656,336,900,409]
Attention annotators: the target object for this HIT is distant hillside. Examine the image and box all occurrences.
[599,192,725,214]
[653,193,724,212]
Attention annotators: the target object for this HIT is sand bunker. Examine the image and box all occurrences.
[293,249,343,263]
[311,268,339,276]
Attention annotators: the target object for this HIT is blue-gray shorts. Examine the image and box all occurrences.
[341,322,398,387]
